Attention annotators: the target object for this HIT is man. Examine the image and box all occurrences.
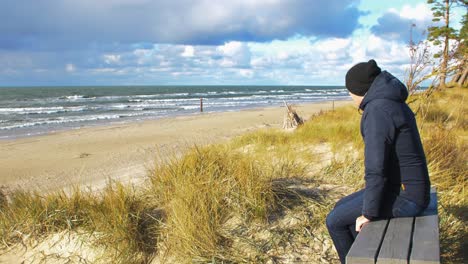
[326,59,430,264]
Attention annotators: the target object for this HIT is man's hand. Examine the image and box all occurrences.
[355,215,371,232]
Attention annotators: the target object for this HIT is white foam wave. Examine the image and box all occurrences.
[182,105,201,110]
[0,113,140,130]
[0,106,87,115]
[62,95,96,101]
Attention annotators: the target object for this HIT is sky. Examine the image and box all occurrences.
[0,0,465,86]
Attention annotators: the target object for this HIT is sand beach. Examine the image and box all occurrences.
[0,100,351,192]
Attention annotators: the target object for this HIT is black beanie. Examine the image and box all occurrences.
[345,59,381,96]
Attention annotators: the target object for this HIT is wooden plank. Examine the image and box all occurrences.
[409,215,440,264]
[377,217,414,264]
[346,219,389,264]
[346,189,439,264]
[410,191,440,264]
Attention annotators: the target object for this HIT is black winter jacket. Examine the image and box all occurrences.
[359,71,430,219]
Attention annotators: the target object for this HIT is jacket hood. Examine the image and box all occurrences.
[360,71,408,109]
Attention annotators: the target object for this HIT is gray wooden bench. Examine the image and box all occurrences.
[346,188,440,264]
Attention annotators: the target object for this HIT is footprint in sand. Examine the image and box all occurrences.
[79,153,91,159]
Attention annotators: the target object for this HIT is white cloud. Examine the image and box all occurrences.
[314,38,351,52]
[103,54,121,64]
[65,63,76,72]
[0,12,431,86]
[181,46,195,57]
[248,34,414,84]
[2,32,419,85]
[277,51,289,60]
[217,41,251,67]
[313,38,352,61]
[397,3,432,21]
[218,41,244,57]
[250,57,271,68]
[366,34,408,64]
[238,69,254,78]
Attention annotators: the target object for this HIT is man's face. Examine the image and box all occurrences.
[349,92,363,107]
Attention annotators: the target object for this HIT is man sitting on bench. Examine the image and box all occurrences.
[325,60,431,264]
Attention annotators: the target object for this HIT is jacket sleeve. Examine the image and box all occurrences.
[362,105,395,218]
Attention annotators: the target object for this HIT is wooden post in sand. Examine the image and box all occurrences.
[332,100,335,111]
[283,101,303,129]
[200,98,203,112]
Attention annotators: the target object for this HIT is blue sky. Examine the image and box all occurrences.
[0,0,464,86]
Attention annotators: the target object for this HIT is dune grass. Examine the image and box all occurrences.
[414,89,467,263]
[0,88,466,263]
[0,184,160,263]
[146,146,277,262]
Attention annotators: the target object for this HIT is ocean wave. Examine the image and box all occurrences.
[0,106,88,115]
[132,93,190,99]
[0,115,114,130]
[0,108,190,130]
[60,95,96,100]
[182,105,201,110]
[292,92,326,96]
[204,101,262,107]
[106,103,179,111]
[128,98,200,103]
[0,113,145,130]
[23,93,191,104]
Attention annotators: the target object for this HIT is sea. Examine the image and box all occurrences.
[0,86,350,139]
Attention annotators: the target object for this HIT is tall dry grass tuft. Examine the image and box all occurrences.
[232,129,291,148]
[414,89,468,263]
[296,106,362,149]
[0,184,161,263]
[423,126,467,263]
[88,182,160,263]
[0,189,90,246]
[146,145,307,262]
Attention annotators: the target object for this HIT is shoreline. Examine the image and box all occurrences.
[0,98,351,141]
[0,100,351,192]
[0,85,350,141]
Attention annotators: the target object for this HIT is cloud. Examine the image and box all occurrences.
[371,4,432,43]
[0,33,418,86]
[366,34,409,65]
[65,63,76,72]
[0,0,362,50]
[103,54,121,65]
[217,41,251,67]
[0,1,432,86]
[181,46,195,57]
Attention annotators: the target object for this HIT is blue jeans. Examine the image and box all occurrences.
[325,189,425,264]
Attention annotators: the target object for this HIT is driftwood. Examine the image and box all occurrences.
[283,101,303,129]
